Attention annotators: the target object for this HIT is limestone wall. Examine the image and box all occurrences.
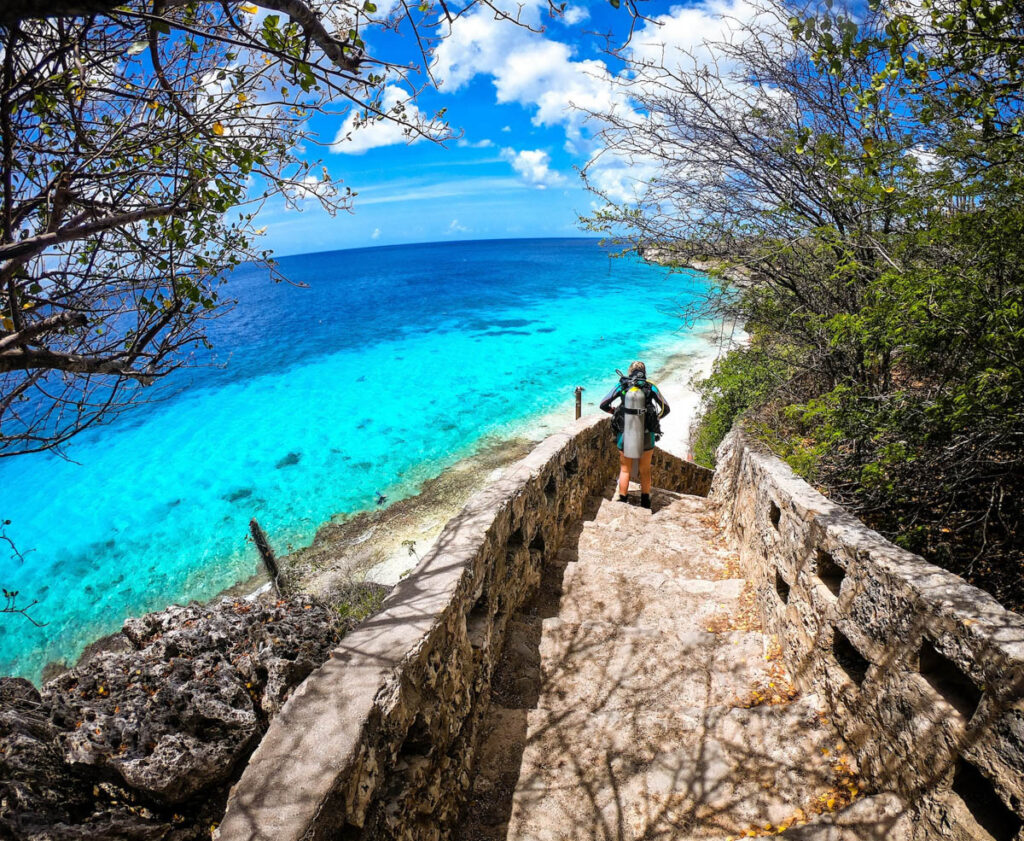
[217,416,710,841]
[713,428,1024,841]
[652,447,713,496]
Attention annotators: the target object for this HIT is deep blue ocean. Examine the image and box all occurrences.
[0,238,711,682]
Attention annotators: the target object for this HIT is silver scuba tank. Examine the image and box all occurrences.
[622,385,647,459]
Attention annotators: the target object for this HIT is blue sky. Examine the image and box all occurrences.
[256,0,753,255]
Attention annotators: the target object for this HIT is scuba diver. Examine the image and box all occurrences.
[599,360,670,509]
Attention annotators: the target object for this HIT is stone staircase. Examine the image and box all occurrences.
[460,487,911,841]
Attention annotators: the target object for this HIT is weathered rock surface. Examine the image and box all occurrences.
[637,245,752,285]
[1,594,346,840]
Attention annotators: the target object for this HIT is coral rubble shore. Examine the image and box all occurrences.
[0,594,360,840]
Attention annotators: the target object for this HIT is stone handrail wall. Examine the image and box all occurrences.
[712,428,1024,841]
[218,416,711,841]
[653,446,713,496]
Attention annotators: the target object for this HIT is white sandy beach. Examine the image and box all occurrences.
[649,351,716,461]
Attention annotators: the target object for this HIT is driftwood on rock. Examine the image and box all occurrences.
[249,517,281,595]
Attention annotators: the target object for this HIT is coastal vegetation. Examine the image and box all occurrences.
[587,0,1024,610]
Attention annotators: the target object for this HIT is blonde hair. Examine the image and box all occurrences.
[628,360,646,377]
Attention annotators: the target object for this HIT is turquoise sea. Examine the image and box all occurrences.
[0,238,712,682]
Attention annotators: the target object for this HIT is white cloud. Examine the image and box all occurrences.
[456,137,494,148]
[331,85,442,154]
[432,4,625,143]
[580,0,787,206]
[354,176,527,206]
[583,152,659,204]
[447,219,469,234]
[371,227,382,239]
[625,0,780,87]
[501,125,512,133]
[907,144,941,172]
[431,0,769,157]
[562,5,589,25]
[501,147,565,188]
[431,0,773,150]
[429,0,778,210]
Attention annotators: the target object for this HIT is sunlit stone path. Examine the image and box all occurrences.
[461,487,910,841]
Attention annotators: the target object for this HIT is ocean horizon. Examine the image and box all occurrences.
[0,237,714,683]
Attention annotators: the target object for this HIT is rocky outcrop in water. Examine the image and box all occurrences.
[637,245,752,285]
[0,594,349,840]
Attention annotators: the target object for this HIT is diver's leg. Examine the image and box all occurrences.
[618,452,631,499]
[639,448,654,495]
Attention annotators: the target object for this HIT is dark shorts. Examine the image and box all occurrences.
[617,432,656,453]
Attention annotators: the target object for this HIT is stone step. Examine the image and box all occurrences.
[508,698,839,841]
[573,535,736,581]
[589,487,710,519]
[474,480,864,841]
[554,562,748,629]
[583,505,717,547]
[576,493,731,576]
[535,620,775,712]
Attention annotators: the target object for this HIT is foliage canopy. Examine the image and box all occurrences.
[586,0,1024,608]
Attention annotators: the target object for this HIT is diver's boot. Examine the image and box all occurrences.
[640,493,651,509]
[618,494,629,503]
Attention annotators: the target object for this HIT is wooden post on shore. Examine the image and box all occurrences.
[575,386,584,420]
[249,517,282,597]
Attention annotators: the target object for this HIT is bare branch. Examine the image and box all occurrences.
[0,311,89,351]
[0,203,187,264]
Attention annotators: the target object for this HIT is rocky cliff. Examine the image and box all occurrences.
[0,593,370,840]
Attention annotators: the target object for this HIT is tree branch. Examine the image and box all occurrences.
[2,0,363,73]
[256,0,362,72]
[0,345,162,378]
[0,310,89,351]
[2,592,47,626]
[0,202,184,264]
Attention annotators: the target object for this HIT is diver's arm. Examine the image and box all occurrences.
[652,385,671,418]
[599,384,621,414]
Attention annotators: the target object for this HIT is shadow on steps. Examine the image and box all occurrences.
[457,494,604,841]
[457,487,913,841]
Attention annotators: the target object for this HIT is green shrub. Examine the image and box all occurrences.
[690,345,792,468]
